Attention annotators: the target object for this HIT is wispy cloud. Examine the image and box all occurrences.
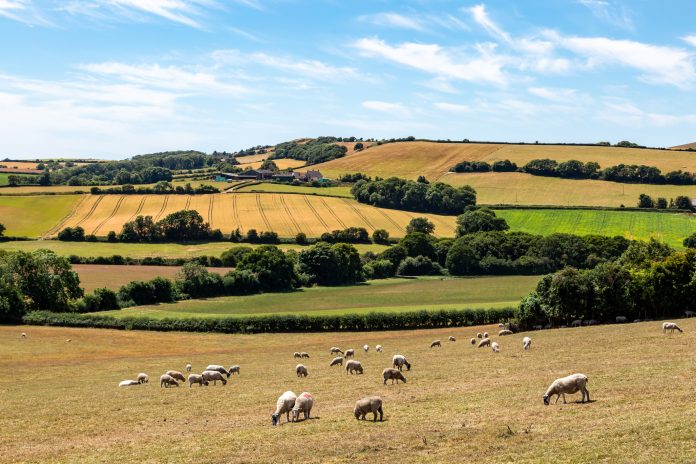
[0,0,49,25]
[434,102,471,113]
[362,100,409,116]
[527,87,577,102]
[599,101,696,127]
[578,0,634,31]
[358,12,424,31]
[683,35,696,48]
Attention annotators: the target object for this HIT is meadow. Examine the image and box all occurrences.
[99,275,538,318]
[0,195,79,237]
[3,320,696,463]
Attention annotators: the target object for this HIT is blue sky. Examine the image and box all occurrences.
[1,0,696,158]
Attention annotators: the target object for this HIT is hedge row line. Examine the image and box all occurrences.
[23,307,516,333]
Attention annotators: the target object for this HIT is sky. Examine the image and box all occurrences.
[1,0,696,158]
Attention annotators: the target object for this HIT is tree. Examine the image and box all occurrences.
[260,159,279,171]
[684,233,696,249]
[399,232,436,259]
[406,217,435,235]
[57,226,85,242]
[299,242,362,285]
[158,210,210,241]
[416,175,429,184]
[638,194,655,208]
[674,196,693,211]
[372,229,390,245]
[295,232,308,245]
[0,223,5,238]
[238,245,298,291]
[38,172,51,186]
[455,208,509,236]
[221,246,254,267]
[445,239,478,275]
[353,142,364,151]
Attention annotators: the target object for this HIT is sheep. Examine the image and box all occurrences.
[491,342,500,353]
[477,338,491,348]
[392,354,411,371]
[119,380,140,387]
[543,373,590,405]
[300,352,310,358]
[330,356,344,367]
[345,349,355,359]
[205,365,230,378]
[160,374,179,388]
[185,364,192,373]
[65,339,71,343]
[345,360,364,375]
[498,323,505,329]
[571,319,582,327]
[188,374,209,387]
[522,336,532,351]
[375,345,383,353]
[291,392,314,422]
[382,368,407,385]
[330,347,344,355]
[498,329,513,336]
[165,370,186,383]
[294,352,301,359]
[476,332,482,339]
[229,365,240,376]
[663,322,683,334]
[470,337,476,345]
[483,332,489,338]
[354,396,383,422]
[685,310,695,318]
[21,332,27,339]
[296,364,308,377]
[448,336,456,342]
[272,391,297,426]
[201,370,227,386]
[363,344,369,352]
[616,316,627,323]
[430,340,442,348]
[136,373,149,384]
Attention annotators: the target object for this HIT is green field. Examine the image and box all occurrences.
[496,209,696,248]
[0,173,37,186]
[0,195,79,237]
[99,275,539,318]
[235,182,352,197]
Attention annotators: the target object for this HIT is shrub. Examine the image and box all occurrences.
[295,232,308,245]
[222,270,262,295]
[638,194,655,208]
[363,259,394,279]
[397,256,442,276]
[220,246,254,267]
[372,229,390,245]
[57,226,85,241]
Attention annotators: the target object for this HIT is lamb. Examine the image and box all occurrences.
[663,322,683,334]
[229,365,240,376]
[363,344,369,352]
[330,356,344,367]
[543,373,590,405]
[498,329,513,336]
[522,336,532,351]
[294,352,301,359]
[382,368,407,385]
[345,349,355,358]
[571,319,582,328]
[119,380,140,387]
[160,374,179,388]
[448,336,456,342]
[291,392,314,422]
[205,365,230,378]
[296,364,308,377]
[188,374,209,387]
[476,332,482,338]
[330,347,344,355]
[491,342,500,353]
[392,354,411,371]
[354,396,383,422]
[615,316,627,323]
[301,352,310,358]
[375,345,383,353]
[477,338,491,348]
[345,360,364,375]
[470,338,476,345]
[165,370,186,383]
[136,373,149,384]
[483,332,489,338]
[201,370,227,386]
[185,364,192,373]
[271,391,297,426]
[430,340,441,348]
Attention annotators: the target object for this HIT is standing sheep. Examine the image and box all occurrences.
[300,352,310,358]
[470,338,476,345]
[201,370,227,386]
[522,336,532,351]
[498,323,505,329]
[21,332,27,339]
[491,342,500,353]
[663,322,683,334]
[185,364,192,373]
[229,365,240,376]
[272,391,297,426]
[345,349,355,358]
[294,352,301,359]
[296,364,308,377]
[160,374,179,388]
[354,396,383,422]
[498,329,513,336]
[188,374,209,387]
[330,347,344,355]
[476,333,482,339]
[205,365,230,378]
[430,340,442,348]
[483,332,489,338]
[375,345,383,353]
[165,371,186,383]
[345,360,364,375]
[477,338,491,348]
[119,380,140,387]
[291,392,314,422]
[392,355,411,371]
[685,310,695,318]
[330,356,344,367]
[448,336,456,342]
[382,368,407,385]
[137,373,149,384]
[543,373,590,405]
[363,344,369,352]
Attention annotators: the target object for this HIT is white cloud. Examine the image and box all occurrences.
[468,4,553,55]
[683,35,696,48]
[578,0,634,30]
[358,12,424,31]
[362,100,409,116]
[528,87,577,102]
[434,102,471,113]
[600,101,696,127]
[0,0,49,25]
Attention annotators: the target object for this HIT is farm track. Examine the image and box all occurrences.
[75,196,104,227]
[92,195,125,235]
[207,195,214,225]
[184,196,191,211]
[256,194,272,230]
[279,195,301,234]
[342,198,377,232]
[303,195,330,231]
[320,197,347,229]
[128,196,146,222]
[44,195,89,237]
[154,195,169,222]
[376,207,405,233]
[231,195,242,231]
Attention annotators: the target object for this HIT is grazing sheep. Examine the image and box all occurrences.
[522,336,532,351]
[160,374,179,388]
[136,373,149,384]
[201,370,227,386]
[382,368,407,385]
[571,320,582,327]
[345,349,355,358]
[228,365,240,376]
[483,332,489,338]
[430,340,442,348]
[291,392,314,422]
[498,323,505,329]
[296,364,308,377]
[294,352,301,359]
[185,364,192,373]
[21,332,26,339]
[188,374,209,387]
[685,310,695,318]
[543,373,590,405]
[119,380,140,387]
[663,322,683,334]
[491,342,500,353]
[330,356,344,367]
[498,329,513,336]
[477,338,491,348]
[330,347,344,355]
[354,396,383,422]
[345,360,364,375]
[476,332,482,339]
[392,355,411,371]
[165,371,186,383]
[205,365,230,378]
[470,338,476,345]
[272,391,297,426]
[448,336,456,342]
[375,345,383,353]
[616,316,627,323]
[301,352,310,358]
[363,344,369,352]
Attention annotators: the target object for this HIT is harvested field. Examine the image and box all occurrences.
[236,182,352,197]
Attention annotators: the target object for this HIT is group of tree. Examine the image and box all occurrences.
[351,177,477,215]
[637,194,692,211]
[449,160,518,173]
[271,137,348,165]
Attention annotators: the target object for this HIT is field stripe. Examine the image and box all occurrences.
[154,195,169,222]
[341,198,376,232]
[302,196,330,231]
[279,195,301,234]
[45,195,89,237]
[92,195,125,235]
[256,194,272,230]
[320,197,347,229]
[128,196,146,222]
[207,195,214,226]
[184,196,191,211]
[374,207,405,233]
[75,195,104,227]
[232,194,243,232]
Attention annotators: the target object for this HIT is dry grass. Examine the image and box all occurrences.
[0,161,38,169]
[0,180,233,196]
[238,158,307,170]
[3,321,696,463]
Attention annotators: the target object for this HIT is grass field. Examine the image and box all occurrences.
[0,173,37,186]
[0,195,79,237]
[4,320,696,462]
[0,179,235,195]
[73,264,234,292]
[235,182,352,197]
[0,240,388,259]
[99,275,538,318]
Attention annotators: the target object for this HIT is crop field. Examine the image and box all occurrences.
[235,182,352,197]
[0,195,79,237]
[0,161,38,169]
[4,320,696,463]
[498,209,696,248]
[73,264,234,292]
[0,179,235,196]
[238,158,307,170]
[100,275,538,319]
[54,193,457,238]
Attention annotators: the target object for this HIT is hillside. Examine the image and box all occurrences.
[671,141,696,150]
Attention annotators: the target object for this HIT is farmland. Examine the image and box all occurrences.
[0,195,79,237]
[100,275,538,318]
[4,320,696,462]
[235,182,352,197]
[0,179,235,195]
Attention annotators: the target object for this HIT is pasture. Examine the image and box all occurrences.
[4,320,696,462]
[0,195,79,237]
[99,275,538,318]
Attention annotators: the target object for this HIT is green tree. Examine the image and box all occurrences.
[445,238,478,275]
[455,208,509,236]
[637,193,655,208]
[238,245,298,291]
[399,232,436,259]
[0,223,5,237]
[158,210,210,241]
[372,229,390,245]
[220,246,254,267]
[406,217,435,235]
[674,195,693,211]
[260,159,279,171]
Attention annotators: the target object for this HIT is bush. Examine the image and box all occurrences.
[372,229,390,245]
[222,270,262,295]
[295,232,308,245]
[455,208,509,236]
[684,233,696,248]
[397,256,442,276]
[237,245,298,291]
[319,227,370,244]
[259,231,280,244]
[57,226,85,242]
[638,193,655,208]
[363,259,394,279]
[220,246,254,267]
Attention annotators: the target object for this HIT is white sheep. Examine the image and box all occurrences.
[291,392,314,422]
[685,310,695,318]
[354,396,383,422]
[185,364,192,373]
[165,370,186,383]
[119,380,140,387]
[498,329,513,336]
[498,323,505,328]
[375,345,383,353]
[483,332,489,338]
[188,374,209,387]
[382,368,407,385]
[296,364,308,377]
[330,347,344,355]
[21,332,27,339]
[543,373,590,405]
[448,336,456,342]
[201,370,227,386]
[330,356,344,367]
[301,352,310,358]
[205,364,230,378]
[229,365,240,375]
[272,391,297,426]
[470,338,476,345]
[137,373,149,384]
[663,322,684,334]
[522,336,532,351]
[477,338,491,348]
[345,349,355,358]
[160,374,179,388]
[476,332,482,338]
[345,360,363,375]
[392,354,411,371]
[294,352,301,359]
[491,342,500,353]
[363,344,369,352]
[430,340,441,348]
